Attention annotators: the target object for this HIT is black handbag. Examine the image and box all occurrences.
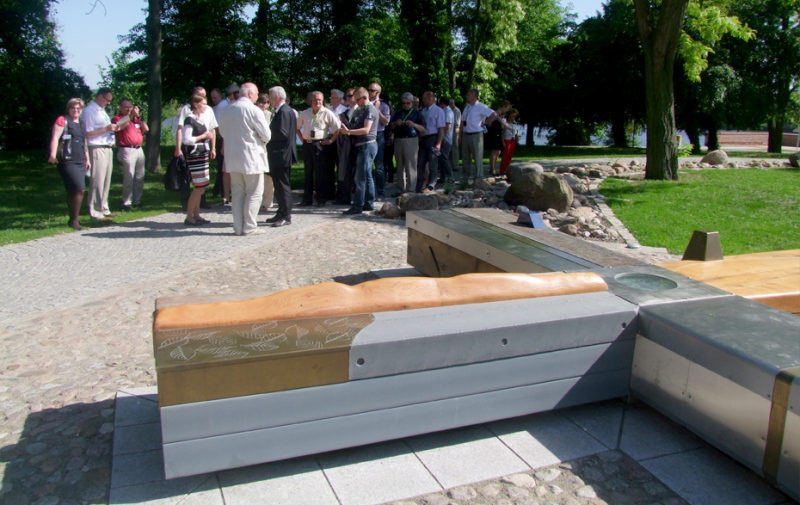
[164,155,186,191]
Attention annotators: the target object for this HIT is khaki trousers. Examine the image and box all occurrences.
[88,146,114,219]
[230,172,264,235]
[262,173,274,209]
[117,146,145,206]
[394,137,418,193]
[461,132,484,180]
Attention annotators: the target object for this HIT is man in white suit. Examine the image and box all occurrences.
[218,82,271,236]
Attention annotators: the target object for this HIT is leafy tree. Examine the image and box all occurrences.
[723,0,800,153]
[145,0,163,171]
[632,0,753,180]
[0,0,90,149]
[99,50,148,116]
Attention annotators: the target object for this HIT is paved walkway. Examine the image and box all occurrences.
[0,182,794,505]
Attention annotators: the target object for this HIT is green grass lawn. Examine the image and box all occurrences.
[0,147,306,246]
[600,168,800,255]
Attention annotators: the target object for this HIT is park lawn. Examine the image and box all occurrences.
[0,148,306,246]
[600,168,800,255]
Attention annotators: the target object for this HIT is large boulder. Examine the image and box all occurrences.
[396,193,439,212]
[506,161,544,184]
[503,172,574,213]
[789,153,799,168]
[701,149,728,166]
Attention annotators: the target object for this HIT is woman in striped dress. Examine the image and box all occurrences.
[181,94,216,225]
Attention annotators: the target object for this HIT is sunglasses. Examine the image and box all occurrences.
[345,94,353,98]
[368,89,378,93]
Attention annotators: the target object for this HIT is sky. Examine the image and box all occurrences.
[53,0,606,89]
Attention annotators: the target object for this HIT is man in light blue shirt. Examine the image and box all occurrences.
[437,97,454,184]
[416,91,446,193]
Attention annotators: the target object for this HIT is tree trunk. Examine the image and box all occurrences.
[706,120,719,151]
[633,0,688,181]
[145,0,163,172]
[767,119,783,153]
[446,0,456,98]
[611,115,629,147]
[685,126,701,154]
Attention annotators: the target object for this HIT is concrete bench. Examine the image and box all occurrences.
[152,272,638,479]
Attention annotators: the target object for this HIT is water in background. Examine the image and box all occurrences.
[522,126,705,148]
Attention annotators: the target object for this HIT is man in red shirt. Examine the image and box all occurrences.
[112,99,149,210]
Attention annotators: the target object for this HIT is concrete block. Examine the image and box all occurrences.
[218,457,339,505]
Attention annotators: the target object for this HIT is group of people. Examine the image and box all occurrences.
[48,83,520,234]
[48,87,148,230]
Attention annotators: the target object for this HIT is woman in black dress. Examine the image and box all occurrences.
[486,101,511,175]
[48,98,90,230]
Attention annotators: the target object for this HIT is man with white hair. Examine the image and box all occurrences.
[390,92,425,192]
[459,88,496,181]
[218,82,271,236]
[266,85,297,227]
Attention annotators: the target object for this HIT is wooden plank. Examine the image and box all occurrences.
[408,228,506,277]
[658,250,800,314]
[453,208,646,268]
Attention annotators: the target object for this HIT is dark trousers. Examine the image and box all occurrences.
[336,136,355,204]
[270,163,292,219]
[301,141,330,204]
[212,137,224,197]
[416,135,439,192]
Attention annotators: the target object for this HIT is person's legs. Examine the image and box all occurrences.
[350,144,368,211]
[223,172,231,203]
[118,148,134,206]
[364,142,377,209]
[461,138,473,183]
[99,149,113,214]
[394,138,407,191]
[262,174,274,210]
[186,186,203,223]
[312,142,329,204]
[133,149,145,205]
[67,190,84,228]
[374,134,385,197]
[301,143,314,205]
[439,141,452,182]
[230,172,246,235]
[489,149,501,175]
[416,138,433,192]
[243,173,264,234]
[470,134,484,179]
[500,139,515,174]
[450,132,459,172]
[88,147,108,219]
[402,138,418,192]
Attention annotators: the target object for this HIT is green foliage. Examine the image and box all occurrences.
[0,0,90,149]
[600,168,800,254]
[677,143,694,156]
[99,49,148,119]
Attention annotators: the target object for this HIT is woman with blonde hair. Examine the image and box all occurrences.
[48,98,91,230]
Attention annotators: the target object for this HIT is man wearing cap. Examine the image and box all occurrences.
[112,99,149,210]
[82,87,119,221]
[296,91,341,206]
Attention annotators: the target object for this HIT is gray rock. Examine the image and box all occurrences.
[478,483,503,497]
[502,473,537,488]
[576,485,598,498]
[571,199,581,208]
[473,178,493,191]
[509,486,531,498]
[535,485,548,497]
[381,203,404,219]
[570,166,587,176]
[504,173,573,213]
[556,166,571,173]
[701,149,728,165]
[422,495,453,505]
[562,498,580,505]
[567,475,585,487]
[534,468,562,482]
[559,224,579,236]
[548,484,563,495]
[26,442,47,455]
[396,193,439,212]
[790,153,799,168]
[506,161,545,183]
[516,205,530,213]
[570,207,596,221]
[447,486,478,501]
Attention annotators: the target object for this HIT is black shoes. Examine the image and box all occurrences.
[266,214,284,224]
[271,218,291,227]
[122,205,132,211]
[342,207,362,215]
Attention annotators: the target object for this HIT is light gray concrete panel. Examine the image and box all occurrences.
[218,457,340,505]
[619,406,703,461]
[561,400,625,450]
[113,422,163,456]
[161,341,634,443]
[109,473,222,505]
[778,410,800,501]
[162,369,630,478]
[641,447,786,505]
[115,390,160,428]
[404,425,529,489]
[488,410,608,469]
[316,441,442,505]
[638,296,800,399]
[350,291,637,379]
[112,448,167,488]
[595,265,732,307]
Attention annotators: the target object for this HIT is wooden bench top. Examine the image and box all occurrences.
[657,249,800,314]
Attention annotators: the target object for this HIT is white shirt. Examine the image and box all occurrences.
[420,104,445,137]
[297,107,341,140]
[174,103,218,137]
[328,104,348,134]
[461,101,494,133]
[442,106,454,144]
[212,99,229,121]
[81,100,115,146]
